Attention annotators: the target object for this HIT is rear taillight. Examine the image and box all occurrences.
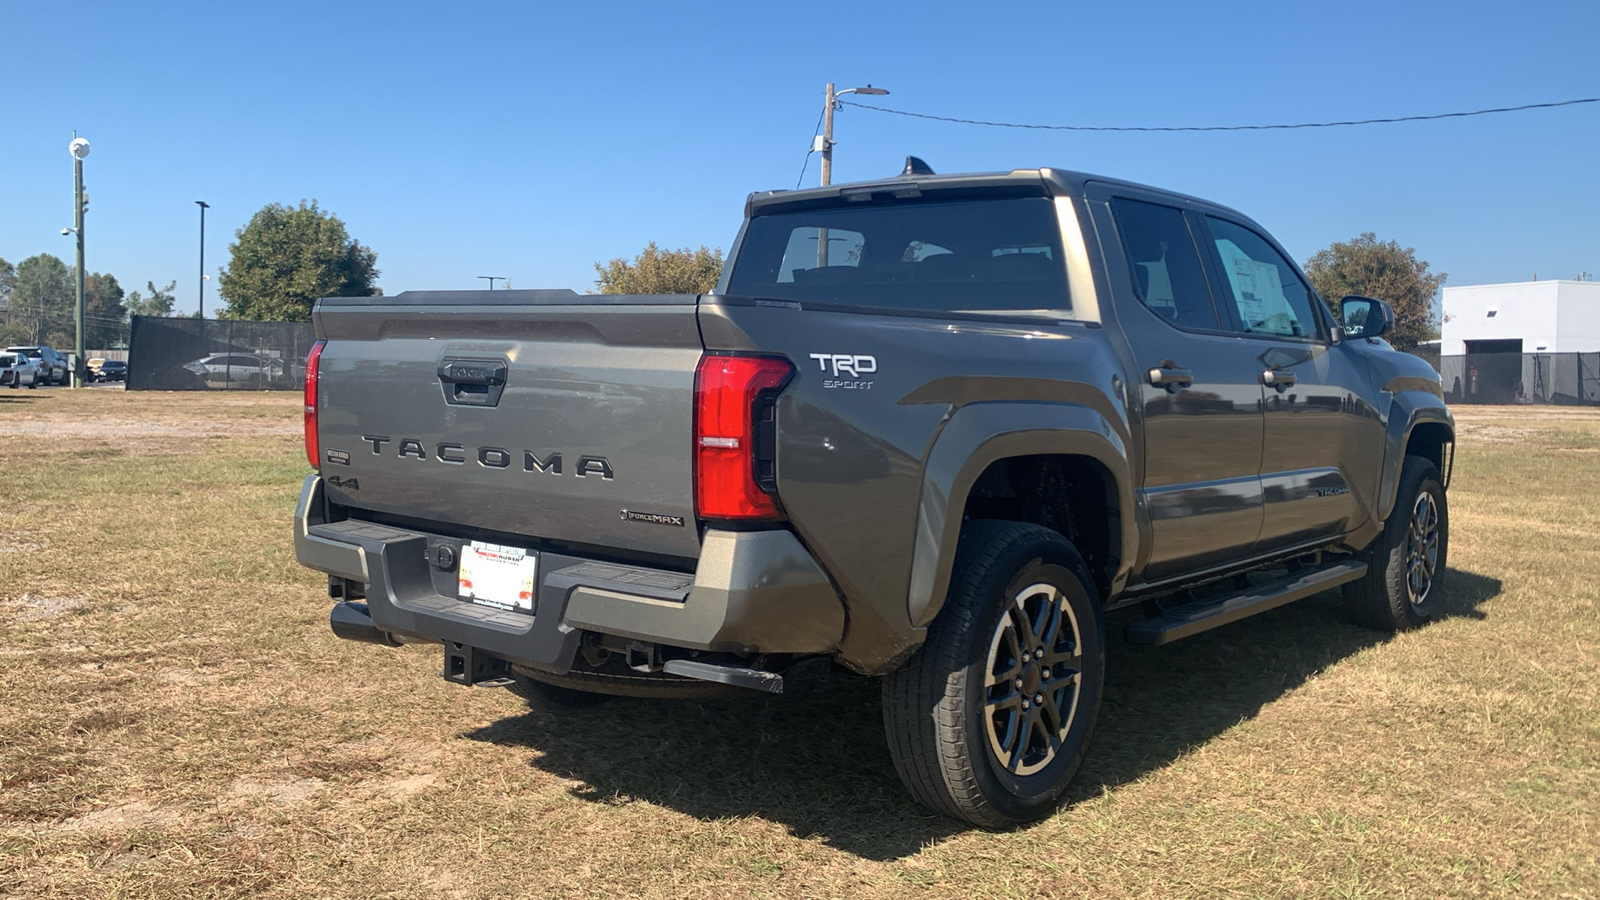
[694,354,793,521]
[304,340,326,469]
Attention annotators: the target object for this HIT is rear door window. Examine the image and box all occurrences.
[728,197,1072,316]
[1109,198,1220,330]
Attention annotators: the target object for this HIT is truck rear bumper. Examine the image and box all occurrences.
[293,475,846,671]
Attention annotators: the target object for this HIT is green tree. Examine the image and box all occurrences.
[0,258,24,346]
[81,272,128,348]
[593,243,723,295]
[0,257,15,316]
[126,280,178,318]
[218,200,380,321]
[1303,233,1446,352]
[10,254,73,345]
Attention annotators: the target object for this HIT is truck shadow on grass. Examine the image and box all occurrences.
[463,566,1500,860]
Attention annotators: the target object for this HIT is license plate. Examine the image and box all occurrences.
[457,541,537,613]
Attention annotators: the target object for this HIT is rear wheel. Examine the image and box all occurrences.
[883,520,1105,827]
[1345,456,1448,631]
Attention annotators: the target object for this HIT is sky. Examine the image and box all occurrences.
[2,0,1597,316]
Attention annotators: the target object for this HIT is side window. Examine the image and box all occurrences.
[1205,217,1320,340]
[1110,199,1220,330]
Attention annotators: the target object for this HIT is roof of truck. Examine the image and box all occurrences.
[745,165,1238,220]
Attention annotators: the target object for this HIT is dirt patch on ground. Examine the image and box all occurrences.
[59,801,183,832]
[1,594,88,622]
[227,777,325,805]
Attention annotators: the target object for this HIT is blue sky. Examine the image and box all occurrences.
[3,0,1596,315]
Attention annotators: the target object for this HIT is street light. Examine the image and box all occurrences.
[818,83,888,187]
[196,201,210,319]
[815,84,888,268]
[69,136,90,387]
[477,276,506,290]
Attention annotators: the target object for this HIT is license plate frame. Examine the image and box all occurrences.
[457,540,537,614]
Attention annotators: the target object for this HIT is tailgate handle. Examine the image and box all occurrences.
[437,358,508,407]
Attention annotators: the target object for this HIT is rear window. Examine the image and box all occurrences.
[727,197,1071,316]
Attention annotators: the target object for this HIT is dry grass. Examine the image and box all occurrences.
[0,388,1595,898]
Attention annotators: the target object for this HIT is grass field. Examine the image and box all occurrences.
[1,389,1595,898]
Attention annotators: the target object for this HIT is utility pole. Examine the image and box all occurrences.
[815,82,888,267]
[196,201,210,318]
[477,276,506,290]
[70,136,90,387]
[820,83,837,189]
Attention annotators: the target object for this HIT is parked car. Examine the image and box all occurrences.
[182,353,286,387]
[5,345,69,385]
[0,351,42,388]
[87,358,127,382]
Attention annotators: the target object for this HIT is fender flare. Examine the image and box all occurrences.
[906,401,1134,629]
[1377,389,1454,523]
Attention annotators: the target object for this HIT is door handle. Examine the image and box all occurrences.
[1261,369,1296,389]
[437,357,508,407]
[1148,366,1193,390]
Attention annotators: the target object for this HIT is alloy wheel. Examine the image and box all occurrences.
[983,581,1084,776]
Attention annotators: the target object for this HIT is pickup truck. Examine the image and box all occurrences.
[294,161,1453,826]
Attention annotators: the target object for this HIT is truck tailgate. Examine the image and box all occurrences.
[313,291,703,560]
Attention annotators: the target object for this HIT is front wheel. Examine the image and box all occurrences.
[1344,456,1448,631]
[882,520,1105,827]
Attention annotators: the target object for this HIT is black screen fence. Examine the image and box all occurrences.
[127,316,316,391]
[1434,352,1600,405]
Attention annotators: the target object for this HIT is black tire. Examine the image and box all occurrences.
[1344,456,1448,631]
[882,520,1106,827]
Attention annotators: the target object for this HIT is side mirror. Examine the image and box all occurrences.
[1340,295,1395,340]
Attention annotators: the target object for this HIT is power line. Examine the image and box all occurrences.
[838,95,1600,133]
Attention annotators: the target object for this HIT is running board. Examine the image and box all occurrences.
[662,659,784,694]
[1125,560,1368,646]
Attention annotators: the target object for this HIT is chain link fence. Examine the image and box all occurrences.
[127,316,316,391]
[1436,352,1600,405]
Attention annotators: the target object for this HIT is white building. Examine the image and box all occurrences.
[1439,280,1600,404]
[1441,280,1600,356]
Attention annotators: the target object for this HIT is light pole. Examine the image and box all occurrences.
[818,82,888,188]
[196,201,210,319]
[816,83,887,267]
[70,136,90,387]
[477,276,506,290]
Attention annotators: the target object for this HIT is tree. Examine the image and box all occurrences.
[593,243,723,295]
[81,272,128,348]
[1303,233,1446,351]
[126,280,178,318]
[10,254,73,345]
[0,257,15,317]
[218,200,379,321]
[0,258,23,346]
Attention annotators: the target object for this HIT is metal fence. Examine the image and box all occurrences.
[127,316,316,391]
[1436,352,1600,405]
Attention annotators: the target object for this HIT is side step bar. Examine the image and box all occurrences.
[1126,560,1368,646]
[662,659,784,694]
